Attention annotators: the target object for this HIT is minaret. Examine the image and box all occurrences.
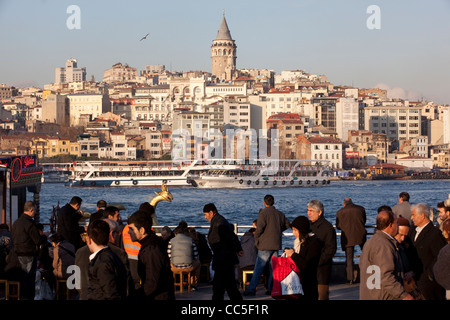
[211,10,237,82]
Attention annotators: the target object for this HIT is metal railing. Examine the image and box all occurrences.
[152,223,377,260]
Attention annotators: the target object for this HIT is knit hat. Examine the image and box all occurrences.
[290,216,311,235]
[397,216,410,227]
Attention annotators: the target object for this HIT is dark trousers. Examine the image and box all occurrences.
[129,259,141,291]
[18,255,37,300]
[344,242,364,282]
[212,264,242,301]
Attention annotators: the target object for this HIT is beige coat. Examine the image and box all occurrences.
[359,230,409,300]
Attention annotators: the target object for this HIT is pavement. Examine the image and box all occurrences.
[175,281,360,300]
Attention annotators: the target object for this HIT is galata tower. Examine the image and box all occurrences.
[211,11,237,82]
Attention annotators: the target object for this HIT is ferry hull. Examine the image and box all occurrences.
[66,177,191,187]
[192,176,330,188]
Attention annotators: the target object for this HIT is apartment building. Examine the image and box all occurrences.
[364,105,422,141]
[223,95,251,130]
[0,84,12,100]
[67,93,110,126]
[103,63,137,83]
[296,135,343,169]
[41,94,69,125]
[267,113,305,159]
[55,58,87,84]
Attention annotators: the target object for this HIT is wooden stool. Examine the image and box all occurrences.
[172,269,192,293]
[7,281,21,300]
[56,279,69,300]
[242,270,254,290]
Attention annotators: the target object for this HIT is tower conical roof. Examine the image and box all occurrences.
[215,12,233,41]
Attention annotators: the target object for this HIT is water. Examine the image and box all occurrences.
[34,179,450,229]
[31,179,448,259]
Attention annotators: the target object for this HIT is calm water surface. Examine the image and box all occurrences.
[34,179,449,228]
[31,179,449,259]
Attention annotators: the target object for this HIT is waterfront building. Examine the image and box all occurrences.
[54,58,87,84]
[347,130,389,165]
[78,134,100,158]
[99,132,136,160]
[296,134,343,169]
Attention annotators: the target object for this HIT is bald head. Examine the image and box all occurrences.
[376,210,398,237]
[343,198,352,206]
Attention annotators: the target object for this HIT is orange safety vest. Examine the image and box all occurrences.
[122,224,141,260]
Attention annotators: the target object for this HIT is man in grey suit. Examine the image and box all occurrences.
[360,210,414,300]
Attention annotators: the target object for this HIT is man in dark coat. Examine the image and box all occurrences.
[86,220,127,300]
[204,203,243,301]
[307,200,336,300]
[56,196,85,250]
[336,198,366,284]
[410,203,447,300]
[9,201,41,299]
[127,210,174,300]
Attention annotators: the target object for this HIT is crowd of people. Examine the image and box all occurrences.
[0,191,449,301]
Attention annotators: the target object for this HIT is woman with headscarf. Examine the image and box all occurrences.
[284,216,322,300]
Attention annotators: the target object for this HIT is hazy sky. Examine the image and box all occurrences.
[1,0,449,104]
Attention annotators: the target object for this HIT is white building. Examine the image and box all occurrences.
[205,83,247,98]
[296,135,343,169]
[336,97,359,142]
[67,93,110,126]
[395,156,433,170]
[99,132,136,160]
[223,95,251,130]
[364,105,422,141]
[55,58,86,84]
[443,107,450,144]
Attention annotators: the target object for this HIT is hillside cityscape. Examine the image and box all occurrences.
[1,13,449,177]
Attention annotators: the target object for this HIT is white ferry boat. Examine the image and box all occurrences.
[187,159,331,188]
[64,159,331,188]
[65,160,195,187]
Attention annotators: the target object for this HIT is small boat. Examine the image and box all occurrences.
[43,170,69,183]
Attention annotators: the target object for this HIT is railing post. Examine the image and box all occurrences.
[233,223,238,235]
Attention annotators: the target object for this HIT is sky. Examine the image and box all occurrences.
[1,0,450,104]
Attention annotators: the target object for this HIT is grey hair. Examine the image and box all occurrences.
[102,218,119,232]
[412,203,430,219]
[307,200,324,214]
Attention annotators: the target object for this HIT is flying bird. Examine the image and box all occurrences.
[140,33,149,41]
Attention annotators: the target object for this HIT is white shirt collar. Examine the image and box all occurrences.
[414,221,430,241]
[89,246,108,261]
